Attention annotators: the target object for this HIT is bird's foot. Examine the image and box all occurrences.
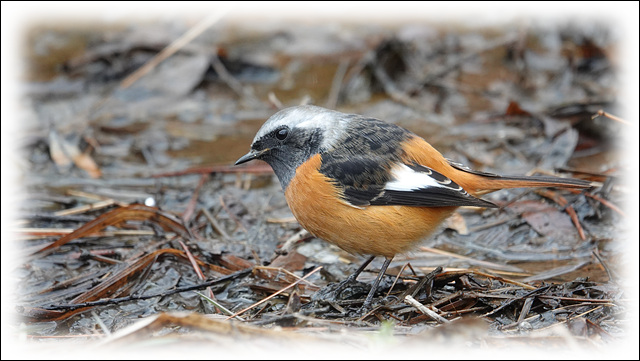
[311,277,370,304]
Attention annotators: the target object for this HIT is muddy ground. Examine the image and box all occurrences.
[2,5,638,359]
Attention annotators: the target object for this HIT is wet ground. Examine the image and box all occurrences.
[3,6,637,358]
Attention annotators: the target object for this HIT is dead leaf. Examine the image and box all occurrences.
[34,204,194,255]
[48,129,73,169]
[269,251,307,272]
[521,206,578,242]
[48,129,102,178]
[505,100,531,116]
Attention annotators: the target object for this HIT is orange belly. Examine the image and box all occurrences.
[284,154,456,258]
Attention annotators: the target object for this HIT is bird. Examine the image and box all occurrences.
[235,105,592,310]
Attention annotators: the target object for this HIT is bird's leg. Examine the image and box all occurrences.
[344,255,376,283]
[310,256,376,304]
[361,257,393,309]
[329,255,376,299]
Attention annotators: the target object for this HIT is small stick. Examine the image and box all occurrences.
[41,268,253,311]
[325,59,350,109]
[278,229,311,254]
[404,295,450,324]
[224,266,322,320]
[535,189,586,241]
[592,249,613,281]
[565,188,625,217]
[219,195,248,234]
[120,11,228,89]
[254,266,319,288]
[591,109,630,125]
[54,200,118,217]
[182,173,209,223]
[202,208,231,242]
[178,239,216,305]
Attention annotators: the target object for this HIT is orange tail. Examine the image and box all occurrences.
[474,174,593,195]
[446,162,593,195]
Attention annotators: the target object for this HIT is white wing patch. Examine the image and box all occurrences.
[385,164,452,192]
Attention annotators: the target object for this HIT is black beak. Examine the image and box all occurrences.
[235,149,268,165]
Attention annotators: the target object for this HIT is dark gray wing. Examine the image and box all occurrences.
[321,156,497,208]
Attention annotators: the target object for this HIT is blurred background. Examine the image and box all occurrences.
[2,2,638,358]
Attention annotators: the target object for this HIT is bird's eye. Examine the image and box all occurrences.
[276,127,289,141]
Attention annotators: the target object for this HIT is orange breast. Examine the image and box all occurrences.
[284,154,457,258]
